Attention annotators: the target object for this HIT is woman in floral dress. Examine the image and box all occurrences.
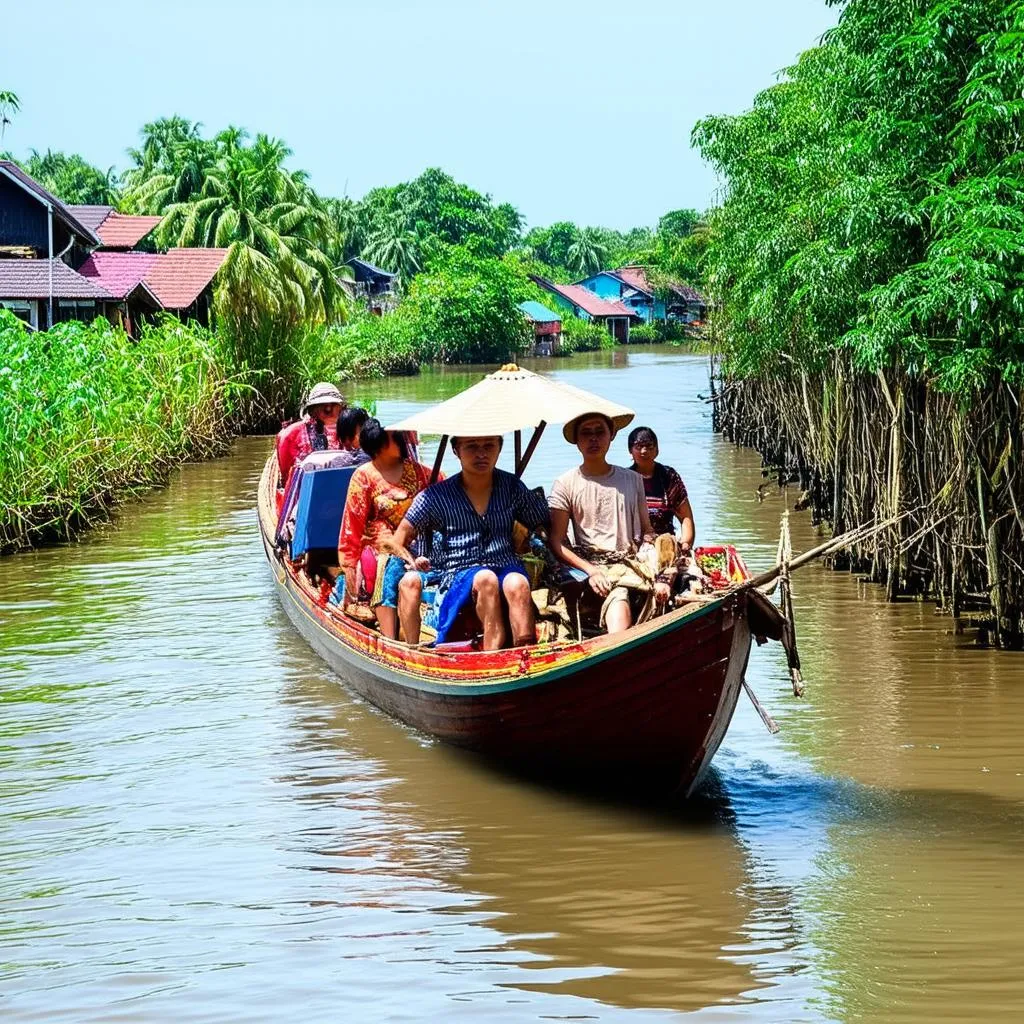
[338,419,438,638]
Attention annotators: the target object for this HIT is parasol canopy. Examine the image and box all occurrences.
[386,364,634,437]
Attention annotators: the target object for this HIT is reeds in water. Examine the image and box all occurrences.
[0,312,248,552]
[712,356,1024,649]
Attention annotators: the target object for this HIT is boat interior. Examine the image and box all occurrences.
[271,459,749,653]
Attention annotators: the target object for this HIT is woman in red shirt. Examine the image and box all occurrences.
[626,426,695,554]
[276,382,346,484]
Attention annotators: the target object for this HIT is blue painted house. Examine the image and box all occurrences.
[528,276,638,343]
[576,265,705,323]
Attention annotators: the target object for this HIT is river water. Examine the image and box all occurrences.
[2,348,1022,1023]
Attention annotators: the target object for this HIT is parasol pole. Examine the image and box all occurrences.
[514,430,522,473]
[430,435,448,485]
[515,420,547,478]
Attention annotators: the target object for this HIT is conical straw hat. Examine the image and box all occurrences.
[385,364,634,437]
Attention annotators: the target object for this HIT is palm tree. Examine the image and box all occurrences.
[566,227,609,278]
[126,116,202,176]
[125,136,216,213]
[0,90,19,141]
[159,137,342,325]
[362,211,420,286]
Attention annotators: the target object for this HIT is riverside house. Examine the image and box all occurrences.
[529,276,637,344]
[0,160,227,332]
[518,300,562,356]
[575,264,707,324]
[347,257,397,315]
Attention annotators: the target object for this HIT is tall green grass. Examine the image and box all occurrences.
[0,311,249,552]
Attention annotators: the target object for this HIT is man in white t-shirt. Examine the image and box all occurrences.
[548,412,670,633]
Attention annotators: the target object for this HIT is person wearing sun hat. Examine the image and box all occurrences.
[548,410,670,634]
[275,382,347,484]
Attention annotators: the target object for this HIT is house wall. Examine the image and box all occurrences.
[578,272,623,301]
[0,175,75,256]
[544,290,589,321]
[578,272,669,322]
[0,298,40,329]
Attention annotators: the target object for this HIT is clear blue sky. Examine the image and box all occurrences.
[2,0,838,231]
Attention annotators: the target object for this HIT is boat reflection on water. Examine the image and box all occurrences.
[274,661,797,1015]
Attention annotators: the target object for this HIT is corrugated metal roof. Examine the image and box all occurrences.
[0,258,112,299]
[349,256,397,281]
[0,162,102,246]
[79,251,159,299]
[518,300,561,323]
[67,204,114,231]
[142,248,228,309]
[531,278,634,318]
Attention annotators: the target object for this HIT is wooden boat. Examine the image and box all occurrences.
[259,367,778,796]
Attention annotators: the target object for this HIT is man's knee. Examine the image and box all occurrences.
[473,569,499,595]
[399,571,422,599]
[502,572,531,603]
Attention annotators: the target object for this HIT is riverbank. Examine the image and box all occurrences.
[0,311,630,554]
[0,313,246,553]
[712,363,1023,649]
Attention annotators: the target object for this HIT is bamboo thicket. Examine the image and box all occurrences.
[694,0,1024,647]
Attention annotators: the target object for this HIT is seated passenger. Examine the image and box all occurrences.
[548,413,670,635]
[626,425,695,555]
[332,406,372,468]
[276,382,346,483]
[337,419,436,638]
[390,435,550,651]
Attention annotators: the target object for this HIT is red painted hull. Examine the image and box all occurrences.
[258,456,752,795]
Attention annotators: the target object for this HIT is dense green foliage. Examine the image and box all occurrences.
[356,167,523,282]
[694,0,1024,391]
[559,314,615,354]
[700,0,1024,645]
[23,150,119,205]
[0,311,244,551]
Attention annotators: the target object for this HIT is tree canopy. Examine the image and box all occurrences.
[693,0,1024,392]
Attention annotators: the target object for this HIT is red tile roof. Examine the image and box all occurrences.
[613,265,653,296]
[534,279,634,318]
[0,162,102,246]
[95,212,163,249]
[612,265,705,304]
[142,248,228,309]
[79,251,159,299]
[0,258,112,299]
[67,206,163,248]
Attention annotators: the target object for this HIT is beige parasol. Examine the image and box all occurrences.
[386,364,634,479]
[387,363,633,437]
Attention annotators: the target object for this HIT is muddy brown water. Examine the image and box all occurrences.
[2,348,1022,1022]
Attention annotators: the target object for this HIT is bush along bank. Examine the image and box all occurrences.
[694,1,1024,648]
[711,361,1023,649]
[0,312,248,553]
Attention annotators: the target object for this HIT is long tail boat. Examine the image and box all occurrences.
[259,366,782,796]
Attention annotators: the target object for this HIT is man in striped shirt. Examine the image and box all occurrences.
[390,436,549,649]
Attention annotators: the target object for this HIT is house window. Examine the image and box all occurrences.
[1,299,38,329]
